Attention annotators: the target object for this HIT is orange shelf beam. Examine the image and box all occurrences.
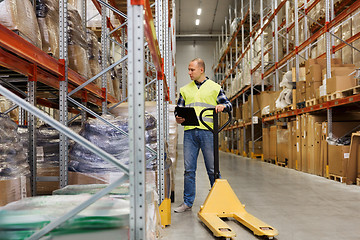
[144,0,170,101]
[0,24,117,106]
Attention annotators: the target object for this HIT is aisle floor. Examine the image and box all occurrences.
[162,146,360,240]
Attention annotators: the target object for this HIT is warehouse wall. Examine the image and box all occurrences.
[175,40,217,144]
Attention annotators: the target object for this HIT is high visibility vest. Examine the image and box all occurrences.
[180,79,221,131]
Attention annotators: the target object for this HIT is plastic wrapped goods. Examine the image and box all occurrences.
[0,115,29,180]
[69,114,157,176]
[0,195,130,239]
[0,0,42,49]
[36,0,59,58]
[87,30,102,88]
[68,5,90,78]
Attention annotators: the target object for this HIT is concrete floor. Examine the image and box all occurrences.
[162,146,360,240]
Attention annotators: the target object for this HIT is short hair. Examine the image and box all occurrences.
[190,58,205,72]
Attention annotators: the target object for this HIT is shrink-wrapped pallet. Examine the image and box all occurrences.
[0,0,42,48]
[36,0,59,57]
[68,5,90,78]
[0,115,30,206]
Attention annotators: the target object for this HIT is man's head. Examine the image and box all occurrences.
[188,58,206,83]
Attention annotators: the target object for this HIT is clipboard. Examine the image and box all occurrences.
[175,107,200,126]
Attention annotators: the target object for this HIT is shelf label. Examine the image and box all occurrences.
[252,116,258,124]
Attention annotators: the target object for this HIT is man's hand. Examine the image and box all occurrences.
[176,116,185,124]
[215,104,226,113]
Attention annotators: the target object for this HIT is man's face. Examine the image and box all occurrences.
[188,61,203,82]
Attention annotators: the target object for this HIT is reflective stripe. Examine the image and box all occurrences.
[199,117,213,123]
[185,102,215,108]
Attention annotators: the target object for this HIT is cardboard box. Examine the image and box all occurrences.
[270,91,281,113]
[326,76,357,94]
[260,91,272,115]
[249,141,262,155]
[0,176,29,206]
[277,125,290,164]
[345,133,360,184]
[305,86,311,100]
[270,125,277,160]
[295,116,302,170]
[288,121,297,169]
[321,121,360,177]
[314,123,323,176]
[306,64,322,86]
[314,58,342,70]
[296,81,307,103]
[328,145,350,176]
[238,129,244,155]
[292,67,306,82]
[37,167,60,195]
[68,171,109,185]
[301,114,308,172]
[331,67,356,77]
[263,127,270,160]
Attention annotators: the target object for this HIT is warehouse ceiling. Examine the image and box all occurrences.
[176,0,236,37]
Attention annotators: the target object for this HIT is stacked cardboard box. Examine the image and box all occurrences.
[0,176,30,206]
[260,91,281,115]
[303,58,343,100]
[294,67,306,103]
[248,141,262,155]
[289,120,297,169]
[321,121,360,178]
[295,115,302,171]
[242,95,261,122]
[262,127,270,160]
[346,133,360,184]
[277,123,290,164]
[269,125,277,160]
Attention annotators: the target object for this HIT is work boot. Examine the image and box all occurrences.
[174,203,191,213]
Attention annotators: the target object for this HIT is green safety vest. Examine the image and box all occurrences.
[180,79,221,131]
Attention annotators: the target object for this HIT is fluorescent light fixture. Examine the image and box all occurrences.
[195,19,200,25]
[197,8,202,15]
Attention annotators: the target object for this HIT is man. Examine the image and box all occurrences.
[174,58,232,213]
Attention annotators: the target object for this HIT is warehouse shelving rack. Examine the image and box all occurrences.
[214,0,360,158]
[0,0,175,238]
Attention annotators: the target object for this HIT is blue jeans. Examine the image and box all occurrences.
[183,129,218,207]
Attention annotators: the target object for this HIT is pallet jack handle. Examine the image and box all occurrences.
[199,108,232,180]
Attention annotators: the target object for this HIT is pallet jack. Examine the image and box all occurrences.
[198,108,279,239]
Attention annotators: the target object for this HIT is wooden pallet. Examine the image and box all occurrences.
[296,101,306,109]
[276,162,286,168]
[329,174,346,183]
[264,158,276,164]
[318,96,327,104]
[305,98,318,107]
[326,86,360,101]
[263,159,272,164]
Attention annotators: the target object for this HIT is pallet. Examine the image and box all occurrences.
[326,86,360,101]
[328,174,346,183]
[318,96,327,104]
[357,178,360,186]
[305,98,318,107]
[276,162,286,168]
[264,158,276,164]
[296,101,306,109]
[251,153,263,160]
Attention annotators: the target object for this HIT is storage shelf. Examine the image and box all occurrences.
[0,24,118,107]
[262,92,360,122]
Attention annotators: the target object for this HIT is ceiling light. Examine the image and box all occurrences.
[197,8,202,15]
[195,19,200,25]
